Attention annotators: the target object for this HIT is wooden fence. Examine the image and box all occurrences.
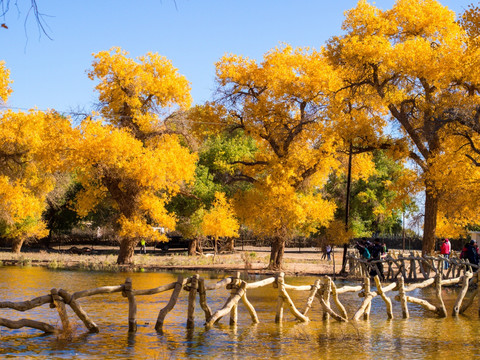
[2,270,480,335]
[347,251,479,281]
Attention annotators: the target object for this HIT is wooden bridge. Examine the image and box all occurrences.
[1,267,480,335]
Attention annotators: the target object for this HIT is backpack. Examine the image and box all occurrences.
[363,248,371,259]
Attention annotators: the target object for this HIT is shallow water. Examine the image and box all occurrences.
[1,266,480,359]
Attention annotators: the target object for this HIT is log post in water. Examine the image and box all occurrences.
[374,276,393,319]
[58,289,99,333]
[303,279,321,316]
[322,277,331,321]
[198,277,212,323]
[206,281,247,329]
[397,276,409,319]
[277,272,308,323]
[187,274,199,329]
[274,273,284,323]
[330,278,348,319]
[122,278,137,333]
[241,291,259,324]
[453,272,473,316]
[155,276,184,332]
[434,272,447,317]
[50,288,70,333]
[228,272,241,325]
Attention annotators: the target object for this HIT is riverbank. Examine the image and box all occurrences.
[0,246,341,276]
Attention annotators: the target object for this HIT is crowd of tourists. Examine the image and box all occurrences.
[355,239,387,280]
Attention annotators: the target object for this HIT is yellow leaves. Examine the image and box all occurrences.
[0,107,73,240]
[324,220,354,247]
[118,215,167,242]
[202,192,239,239]
[89,47,192,135]
[0,61,12,103]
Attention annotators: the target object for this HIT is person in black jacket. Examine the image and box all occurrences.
[465,240,479,266]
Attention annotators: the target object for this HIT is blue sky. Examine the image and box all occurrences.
[0,0,471,115]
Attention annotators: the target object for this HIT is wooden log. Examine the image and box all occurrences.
[275,296,284,323]
[386,257,394,280]
[206,281,247,328]
[204,277,233,291]
[322,277,331,321]
[374,276,393,319]
[133,282,176,296]
[336,285,363,294]
[241,292,259,324]
[58,289,98,333]
[453,272,473,316]
[411,257,417,281]
[72,285,124,301]
[317,295,348,322]
[434,272,447,317]
[277,273,309,323]
[284,284,313,291]
[155,275,184,332]
[418,257,429,279]
[353,278,374,321]
[245,277,276,289]
[393,295,437,312]
[50,288,70,333]
[197,278,212,322]
[303,279,321,316]
[404,278,435,292]
[441,277,462,286]
[186,274,199,329]
[330,277,348,319]
[122,278,137,333]
[0,295,52,311]
[397,276,409,319]
[229,272,241,326]
[0,317,55,333]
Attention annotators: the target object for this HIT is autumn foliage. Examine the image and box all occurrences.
[4,1,480,266]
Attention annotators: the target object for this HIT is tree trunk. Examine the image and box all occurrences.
[11,238,24,253]
[268,237,285,270]
[188,238,197,256]
[422,189,438,255]
[117,238,136,264]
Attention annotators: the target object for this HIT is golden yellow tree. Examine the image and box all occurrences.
[193,45,341,269]
[74,48,197,264]
[201,192,239,253]
[0,108,75,251]
[326,0,479,254]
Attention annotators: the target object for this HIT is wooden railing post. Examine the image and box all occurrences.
[186,274,199,329]
[58,289,99,333]
[155,275,184,332]
[434,272,447,317]
[122,278,137,333]
[397,276,409,319]
[50,288,70,333]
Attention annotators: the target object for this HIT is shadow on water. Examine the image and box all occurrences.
[2,267,480,359]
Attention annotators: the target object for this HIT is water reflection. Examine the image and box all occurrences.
[2,266,480,359]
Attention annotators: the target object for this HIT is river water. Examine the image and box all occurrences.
[1,266,480,359]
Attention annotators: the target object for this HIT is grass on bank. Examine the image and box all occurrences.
[0,250,272,272]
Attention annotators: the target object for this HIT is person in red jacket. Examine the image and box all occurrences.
[440,238,451,270]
